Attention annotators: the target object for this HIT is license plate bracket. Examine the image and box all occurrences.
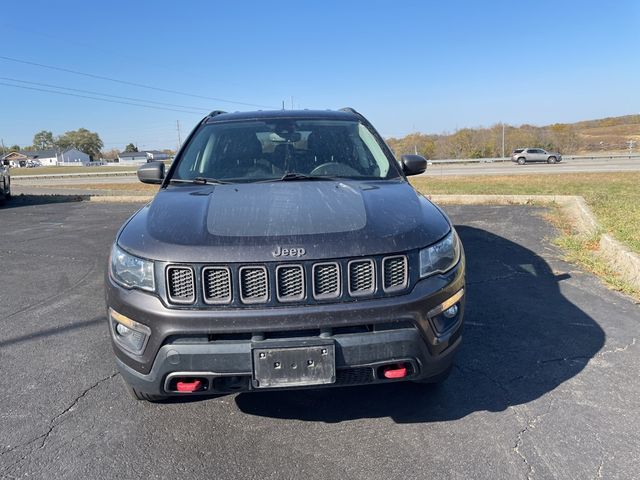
[252,342,336,389]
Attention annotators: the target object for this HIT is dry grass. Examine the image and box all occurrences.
[53,182,159,192]
[411,172,640,253]
[10,166,138,176]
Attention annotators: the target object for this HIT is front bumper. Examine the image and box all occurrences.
[106,260,465,395]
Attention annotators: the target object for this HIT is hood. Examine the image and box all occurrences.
[118,180,451,263]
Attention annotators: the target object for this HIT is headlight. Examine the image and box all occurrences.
[110,244,155,291]
[419,230,461,278]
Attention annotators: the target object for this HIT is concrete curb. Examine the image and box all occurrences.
[600,234,640,285]
[428,194,639,291]
[87,195,152,203]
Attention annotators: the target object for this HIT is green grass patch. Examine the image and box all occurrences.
[544,207,640,300]
[411,172,640,254]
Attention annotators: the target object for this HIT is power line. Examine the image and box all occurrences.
[0,55,278,109]
[0,76,209,113]
[0,82,205,115]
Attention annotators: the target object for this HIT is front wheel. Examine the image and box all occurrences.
[547,156,557,164]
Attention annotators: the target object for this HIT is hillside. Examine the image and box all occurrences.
[386,114,640,159]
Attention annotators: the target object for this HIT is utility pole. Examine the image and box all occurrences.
[176,120,182,149]
[502,123,505,158]
[282,100,285,111]
[291,96,294,110]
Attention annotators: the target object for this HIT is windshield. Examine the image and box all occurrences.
[171,119,400,182]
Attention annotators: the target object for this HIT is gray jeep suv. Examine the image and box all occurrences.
[511,148,562,165]
[105,108,465,401]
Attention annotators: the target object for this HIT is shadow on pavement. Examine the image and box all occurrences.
[0,193,86,209]
[235,225,605,423]
[0,316,105,348]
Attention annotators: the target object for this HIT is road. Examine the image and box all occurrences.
[422,156,640,176]
[8,157,640,193]
[0,198,638,479]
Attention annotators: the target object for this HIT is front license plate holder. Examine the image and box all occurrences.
[252,342,336,389]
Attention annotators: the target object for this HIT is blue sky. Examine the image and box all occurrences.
[1,0,638,151]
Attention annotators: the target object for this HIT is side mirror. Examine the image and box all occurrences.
[137,161,165,184]
[400,154,427,176]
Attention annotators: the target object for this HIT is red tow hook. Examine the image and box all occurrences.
[382,364,408,379]
[176,379,203,392]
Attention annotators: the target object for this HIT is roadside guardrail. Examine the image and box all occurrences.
[430,154,640,165]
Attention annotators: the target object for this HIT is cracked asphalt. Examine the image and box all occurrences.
[1,196,638,479]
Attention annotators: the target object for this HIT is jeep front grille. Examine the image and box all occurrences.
[382,255,408,292]
[239,266,269,304]
[202,266,232,304]
[276,265,305,302]
[313,263,340,300]
[166,266,195,304]
[348,259,375,296]
[164,254,409,306]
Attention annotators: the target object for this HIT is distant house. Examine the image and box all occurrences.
[145,150,169,161]
[0,148,90,167]
[117,150,170,164]
[117,151,149,164]
[59,148,91,165]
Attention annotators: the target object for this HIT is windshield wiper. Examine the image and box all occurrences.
[169,177,230,185]
[275,172,339,182]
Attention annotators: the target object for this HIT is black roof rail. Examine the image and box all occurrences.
[208,110,227,117]
[339,107,360,116]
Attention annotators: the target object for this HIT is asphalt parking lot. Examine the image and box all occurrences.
[1,197,638,479]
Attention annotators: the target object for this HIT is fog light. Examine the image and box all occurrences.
[116,323,131,336]
[427,289,464,334]
[109,308,150,355]
[443,304,459,319]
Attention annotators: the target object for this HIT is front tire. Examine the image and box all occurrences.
[517,157,526,165]
[547,156,557,164]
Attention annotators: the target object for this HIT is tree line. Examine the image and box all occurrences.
[386,123,580,160]
[2,131,174,161]
[386,115,640,159]
[2,129,104,160]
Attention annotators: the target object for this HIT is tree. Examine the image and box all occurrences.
[124,143,138,152]
[101,148,120,161]
[8,145,20,151]
[56,128,103,160]
[33,130,55,150]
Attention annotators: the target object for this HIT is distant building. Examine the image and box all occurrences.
[145,150,170,161]
[0,148,90,167]
[117,150,170,164]
[59,148,91,165]
[117,151,149,164]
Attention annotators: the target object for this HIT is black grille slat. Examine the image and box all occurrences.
[313,263,340,299]
[166,254,410,306]
[239,267,268,303]
[167,267,195,304]
[276,265,305,301]
[348,260,375,296]
[203,267,232,304]
[383,256,408,292]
